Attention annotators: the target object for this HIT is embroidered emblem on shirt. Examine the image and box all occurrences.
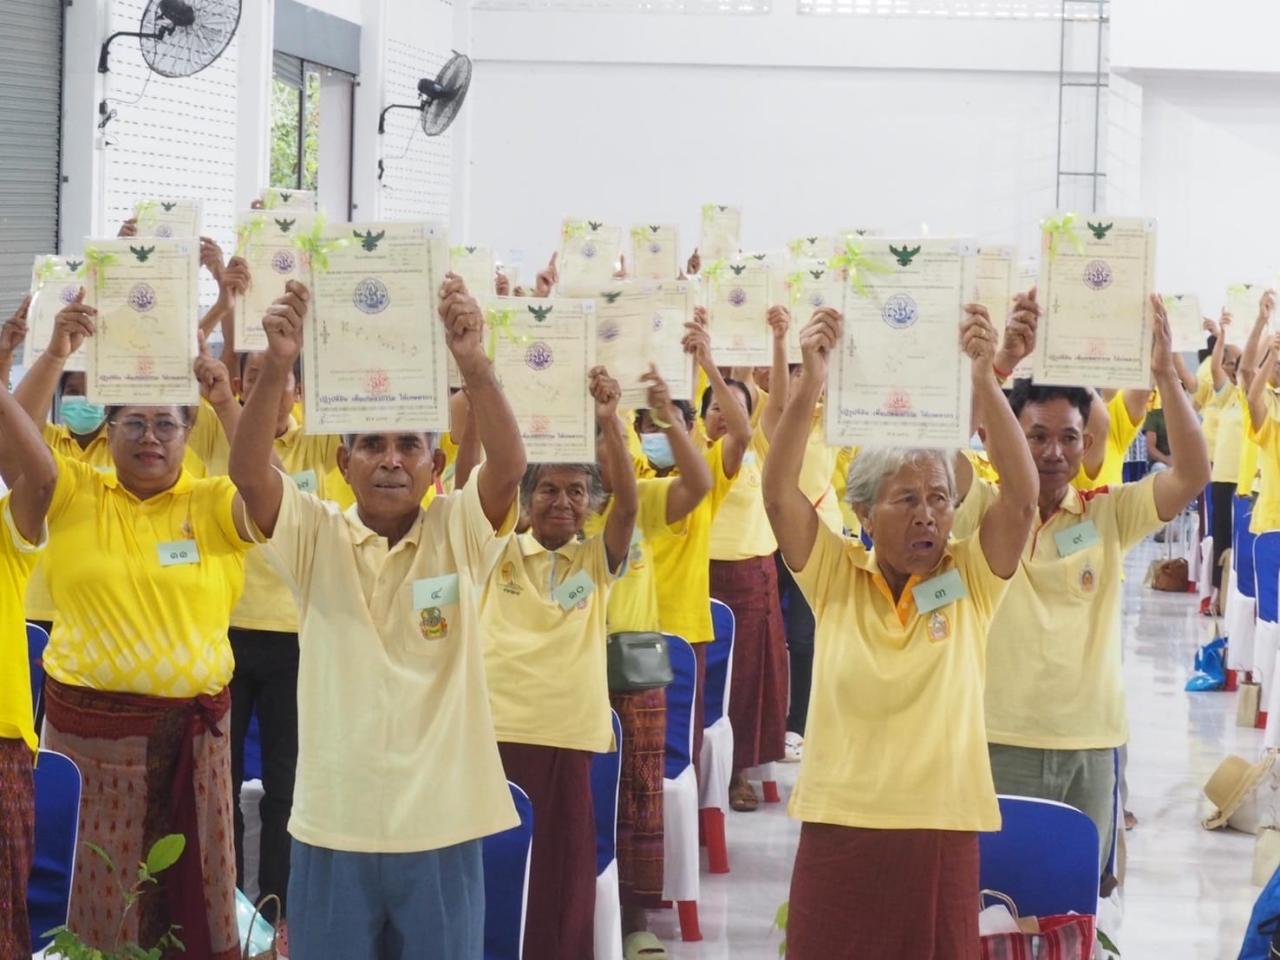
[499,560,522,595]
[419,607,448,640]
[1080,563,1096,593]
[928,611,950,642]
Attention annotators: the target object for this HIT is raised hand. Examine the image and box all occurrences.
[1261,289,1276,326]
[0,296,32,355]
[534,253,558,298]
[495,271,511,297]
[589,366,622,420]
[613,254,628,280]
[220,256,251,299]
[49,289,96,359]
[798,308,841,380]
[961,303,998,370]
[439,272,486,373]
[117,218,138,238]
[682,320,714,372]
[200,237,226,282]
[262,280,308,364]
[194,332,234,406]
[640,363,675,423]
[686,249,701,276]
[1150,293,1175,376]
[995,286,1040,373]
[767,304,791,342]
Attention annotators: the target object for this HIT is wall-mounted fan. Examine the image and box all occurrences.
[98,0,241,77]
[378,52,473,138]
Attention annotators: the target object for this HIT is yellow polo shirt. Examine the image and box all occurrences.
[1195,358,1221,455]
[481,532,616,752]
[1212,387,1244,485]
[1251,391,1280,533]
[650,440,737,644]
[758,418,843,535]
[585,479,673,633]
[834,446,860,535]
[41,453,250,697]
[257,466,518,853]
[1239,387,1261,498]
[788,524,1009,831]
[1,499,44,751]
[709,430,776,561]
[1075,392,1143,491]
[955,476,1162,749]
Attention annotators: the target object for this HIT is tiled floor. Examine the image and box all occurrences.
[648,539,1263,958]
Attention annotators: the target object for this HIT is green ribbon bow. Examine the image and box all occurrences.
[700,203,719,221]
[786,271,807,306]
[293,215,348,273]
[236,215,267,257]
[133,199,158,227]
[484,305,529,360]
[261,190,280,211]
[700,257,729,291]
[829,236,891,297]
[81,246,119,288]
[33,256,62,289]
[561,220,587,242]
[1041,213,1085,260]
[1228,283,1249,297]
[630,226,648,246]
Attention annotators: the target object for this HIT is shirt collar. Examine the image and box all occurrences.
[342,503,426,549]
[517,530,581,561]
[1053,484,1086,518]
[855,542,957,626]
[101,466,196,500]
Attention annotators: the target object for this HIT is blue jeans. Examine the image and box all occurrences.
[288,839,485,960]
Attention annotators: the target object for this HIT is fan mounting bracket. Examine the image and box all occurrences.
[98,27,177,73]
[377,102,424,135]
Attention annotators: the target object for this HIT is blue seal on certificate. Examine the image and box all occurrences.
[599,320,620,343]
[526,341,554,371]
[271,250,297,275]
[1083,260,1113,290]
[881,293,918,329]
[728,287,748,307]
[581,242,598,260]
[60,284,80,305]
[155,224,173,239]
[353,278,390,315]
[128,283,157,313]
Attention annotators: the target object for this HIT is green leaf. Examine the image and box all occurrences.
[774,901,788,930]
[144,834,186,875]
[83,841,115,873]
[1097,929,1120,955]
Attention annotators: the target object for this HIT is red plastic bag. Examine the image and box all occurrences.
[980,913,1096,960]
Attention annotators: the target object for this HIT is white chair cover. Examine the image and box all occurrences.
[239,779,265,904]
[698,717,734,814]
[1199,536,1214,601]
[745,762,778,789]
[661,765,701,902]
[1225,563,1258,673]
[594,860,623,960]
[1256,621,1280,710]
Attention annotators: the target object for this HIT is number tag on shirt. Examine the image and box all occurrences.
[157,539,200,567]
[413,574,460,610]
[291,469,318,494]
[1054,520,1100,558]
[912,568,967,614]
[553,570,596,611]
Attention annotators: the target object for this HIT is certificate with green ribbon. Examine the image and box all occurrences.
[704,257,773,366]
[699,204,741,262]
[974,246,1016,347]
[84,238,200,405]
[1224,283,1269,348]
[133,198,203,239]
[450,245,496,304]
[1034,215,1156,389]
[487,297,597,463]
[785,266,843,363]
[235,210,315,353]
[630,224,680,281]
[592,281,662,407]
[647,279,697,402]
[558,218,622,295]
[259,187,317,212]
[1162,293,1203,352]
[825,237,976,448]
[303,221,450,435]
[27,255,87,372]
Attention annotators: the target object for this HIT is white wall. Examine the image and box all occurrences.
[1113,0,1280,76]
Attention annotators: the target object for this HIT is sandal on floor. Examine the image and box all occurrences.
[730,779,760,812]
[624,931,669,959]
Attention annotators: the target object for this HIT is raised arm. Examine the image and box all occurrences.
[1241,291,1275,393]
[1249,332,1280,431]
[1121,387,1154,434]
[1207,315,1229,392]
[964,306,1038,578]
[0,380,55,542]
[0,296,31,388]
[201,254,250,341]
[14,290,95,426]
[449,389,482,490]
[763,309,837,571]
[1149,294,1212,521]
[760,305,791,442]
[228,283,306,540]
[1080,389,1111,480]
[441,273,527,529]
[640,364,712,524]
[684,308,751,477]
[592,368,638,573]
[193,332,241,444]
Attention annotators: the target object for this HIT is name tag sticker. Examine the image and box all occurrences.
[1054,520,1100,558]
[157,539,200,567]
[553,570,596,611]
[291,469,318,494]
[912,568,967,614]
[413,574,460,610]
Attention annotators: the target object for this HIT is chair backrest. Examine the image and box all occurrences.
[28,749,82,952]
[590,710,623,875]
[1237,497,1258,600]
[27,621,49,723]
[704,601,735,728]
[243,712,263,783]
[1256,533,1280,624]
[483,782,534,960]
[978,795,1099,921]
[664,634,697,781]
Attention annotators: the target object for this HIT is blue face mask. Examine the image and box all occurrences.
[61,396,107,435]
[641,432,676,470]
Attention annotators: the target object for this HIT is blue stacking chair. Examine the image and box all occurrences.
[979,796,1099,921]
[591,710,623,877]
[244,712,264,783]
[482,782,534,960]
[1237,496,1259,609]
[28,749,83,952]
[1254,533,1280,722]
[705,601,735,729]
[662,635,702,941]
[27,621,49,724]
[665,636,697,782]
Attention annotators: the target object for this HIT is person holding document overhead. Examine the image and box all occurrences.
[763,303,1038,958]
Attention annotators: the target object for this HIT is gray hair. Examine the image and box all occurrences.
[520,463,607,513]
[845,448,957,514]
[341,432,439,452]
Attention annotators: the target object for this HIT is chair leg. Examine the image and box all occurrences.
[1258,709,1270,730]
[701,808,730,874]
[1226,669,1240,692]
[762,780,782,804]
[677,900,703,941]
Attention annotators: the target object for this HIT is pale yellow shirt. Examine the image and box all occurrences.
[481,532,616,752]
[1,499,44,751]
[1240,387,1262,497]
[1212,387,1244,486]
[1252,391,1280,533]
[257,466,518,853]
[788,525,1009,831]
[955,476,1162,749]
[1074,391,1143,491]
[709,430,776,561]
[585,479,673,634]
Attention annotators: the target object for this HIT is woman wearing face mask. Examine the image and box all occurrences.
[14,296,253,960]
[480,368,636,960]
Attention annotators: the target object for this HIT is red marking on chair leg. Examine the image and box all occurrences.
[1257,710,1269,730]
[701,808,730,874]
[1225,670,1239,692]
[762,780,782,804]
[677,901,703,941]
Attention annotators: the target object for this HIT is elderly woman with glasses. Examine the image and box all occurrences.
[18,301,251,960]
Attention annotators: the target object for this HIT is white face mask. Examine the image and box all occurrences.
[969,432,986,452]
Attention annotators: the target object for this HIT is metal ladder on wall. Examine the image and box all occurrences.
[1055,0,1110,213]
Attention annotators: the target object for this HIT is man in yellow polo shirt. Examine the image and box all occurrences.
[955,297,1210,879]
[0,374,56,958]
[228,275,526,960]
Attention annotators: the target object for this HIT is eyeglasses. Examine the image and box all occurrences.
[110,418,187,442]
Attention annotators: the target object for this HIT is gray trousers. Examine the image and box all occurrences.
[988,743,1117,877]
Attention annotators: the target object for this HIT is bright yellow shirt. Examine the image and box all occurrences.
[1251,391,1280,533]
[709,430,776,561]
[1239,387,1261,497]
[650,440,737,644]
[788,524,1009,831]
[1212,387,1244,485]
[256,466,518,853]
[41,453,251,697]
[0,499,44,751]
[482,532,616,752]
[585,479,673,634]
[1075,392,1143,491]
[955,476,1162,749]
[1195,358,1222,455]
[834,446,860,535]
[758,416,843,535]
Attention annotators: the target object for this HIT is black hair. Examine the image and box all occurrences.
[1007,380,1093,424]
[634,400,695,432]
[699,378,753,420]
[237,351,303,384]
[1199,334,1217,365]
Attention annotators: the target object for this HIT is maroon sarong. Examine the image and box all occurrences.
[609,688,665,900]
[0,736,34,958]
[787,822,980,960]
